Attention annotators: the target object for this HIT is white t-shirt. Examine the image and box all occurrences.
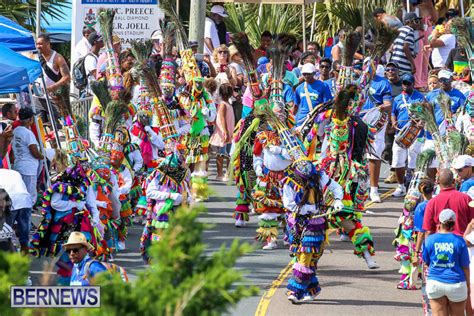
[84,53,98,91]
[73,37,92,66]
[12,126,39,176]
[0,169,32,210]
[431,34,456,68]
[204,17,220,56]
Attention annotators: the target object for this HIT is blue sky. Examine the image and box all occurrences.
[42,2,72,33]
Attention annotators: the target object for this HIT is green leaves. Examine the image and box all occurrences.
[224,1,402,49]
[0,0,71,32]
[95,205,258,316]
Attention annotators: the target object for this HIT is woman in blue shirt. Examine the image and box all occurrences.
[423,209,470,315]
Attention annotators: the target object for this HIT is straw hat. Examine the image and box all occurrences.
[63,232,93,251]
[228,45,239,59]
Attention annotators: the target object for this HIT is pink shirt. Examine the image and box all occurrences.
[210,102,235,147]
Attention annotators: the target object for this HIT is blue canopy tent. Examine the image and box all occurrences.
[0,45,51,182]
[0,45,42,93]
[0,16,35,52]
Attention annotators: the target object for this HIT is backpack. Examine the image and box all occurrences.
[84,259,129,283]
[72,53,93,90]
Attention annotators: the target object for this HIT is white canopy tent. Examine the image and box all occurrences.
[207,0,322,48]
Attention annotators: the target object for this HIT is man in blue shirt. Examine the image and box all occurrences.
[64,232,107,286]
[423,69,467,179]
[452,155,474,194]
[360,71,392,203]
[391,74,425,197]
[293,63,332,127]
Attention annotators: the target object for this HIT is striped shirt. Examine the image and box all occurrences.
[390,26,415,73]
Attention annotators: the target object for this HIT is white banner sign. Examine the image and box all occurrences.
[71,0,164,63]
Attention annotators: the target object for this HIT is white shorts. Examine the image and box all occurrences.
[391,138,423,169]
[426,279,468,302]
[422,139,439,168]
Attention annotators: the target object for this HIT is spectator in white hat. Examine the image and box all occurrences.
[423,209,470,315]
[204,5,228,56]
[453,155,474,193]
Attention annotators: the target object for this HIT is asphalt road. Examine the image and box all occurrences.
[28,162,422,315]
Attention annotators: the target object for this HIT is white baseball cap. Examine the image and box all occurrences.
[301,63,316,74]
[439,209,456,224]
[211,5,228,18]
[438,69,453,80]
[452,155,474,170]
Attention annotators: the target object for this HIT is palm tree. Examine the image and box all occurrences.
[224,0,402,47]
[0,0,70,32]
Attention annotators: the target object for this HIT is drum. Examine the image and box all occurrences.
[362,107,388,132]
[395,121,423,149]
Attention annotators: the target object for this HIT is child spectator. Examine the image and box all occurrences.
[210,84,235,181]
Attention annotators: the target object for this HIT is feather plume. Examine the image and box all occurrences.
[104,100,129,134]
[232,32,256,73]
[370,20,399,60]
[409,101,438,135]
[90,80,111,109]
[158,0,188,50]
[437,91,454,126]
[97,8,115,49]
[446,130,468,159]
[130,40,162,98]
[415,149,436,172]
[342,30,362,67]
[450,17,473,56]
[160,20,176,59]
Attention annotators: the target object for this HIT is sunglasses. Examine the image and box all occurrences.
[218,51,228,55]
[385,68,398,72]
[66,247,83,254]
[456,167,466,173]
[320,65,330,69]
[402,81,413,85]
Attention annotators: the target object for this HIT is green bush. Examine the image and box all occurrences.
[0,205,258,316]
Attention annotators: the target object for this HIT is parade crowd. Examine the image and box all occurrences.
[0,2,473,314]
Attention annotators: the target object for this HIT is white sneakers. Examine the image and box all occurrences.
[392,185,407,198]
[235,219,245,227]
[287,294,299,304]
[369,190,382,203]
[363,250,380,269]
[262,241,277,250]
[117,241,126,251]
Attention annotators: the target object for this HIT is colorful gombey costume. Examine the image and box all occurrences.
[282,159,344,303]
[88,156,121,258]
[140,154,191,263]
[393,150,435,290]
[29,163,101,284]
[110,129,134,250]
[179,77,216,200]
[230,99,270,227]
[319,86,378,265]
[252,129,292,249]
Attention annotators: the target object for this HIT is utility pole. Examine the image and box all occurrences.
[188,0,206,52]
[36,0,42,37]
